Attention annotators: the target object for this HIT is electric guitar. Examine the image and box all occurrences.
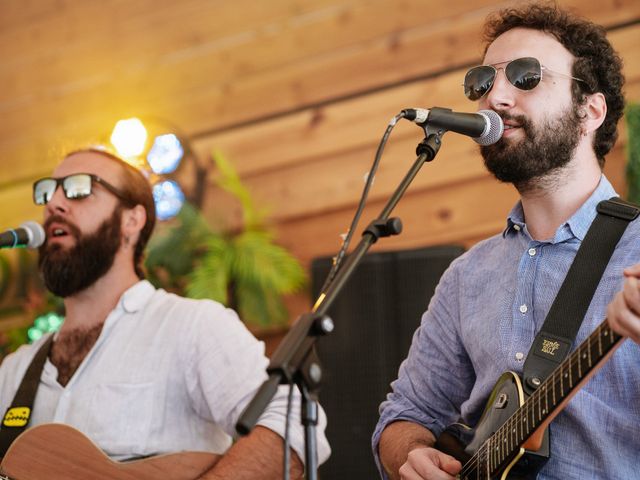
[435,317,626,479]
[0,423,220,480]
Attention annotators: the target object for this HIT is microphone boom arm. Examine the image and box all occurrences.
[235,132,443,479]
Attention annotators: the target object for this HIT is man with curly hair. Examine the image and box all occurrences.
[373,3,639,479]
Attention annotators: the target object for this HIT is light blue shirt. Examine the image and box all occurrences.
[373,176,640,479]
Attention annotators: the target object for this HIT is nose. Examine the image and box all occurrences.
[480,68,516,111]
[44,184,70,217]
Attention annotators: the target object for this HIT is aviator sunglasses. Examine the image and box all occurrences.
[463,56,586,101]
[33,173,132,206]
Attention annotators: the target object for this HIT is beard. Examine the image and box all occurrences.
[480,104,582,193]
[38,206,123,298]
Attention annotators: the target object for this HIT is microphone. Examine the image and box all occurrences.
[0,222,46,249]
[402,107,504,146]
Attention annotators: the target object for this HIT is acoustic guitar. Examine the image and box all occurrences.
[435,317,626,479]
[0,423,220,480]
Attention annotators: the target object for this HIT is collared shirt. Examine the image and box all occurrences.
[0,281,331,464]
[372,176,640,479]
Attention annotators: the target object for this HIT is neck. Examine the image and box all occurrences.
[517,147,602,241]
[60,253,140,333]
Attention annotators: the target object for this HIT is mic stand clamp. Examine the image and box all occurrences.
[417,128,444,160]
[364,217,403,243]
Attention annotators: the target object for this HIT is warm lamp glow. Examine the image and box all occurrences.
[111,118,148,158]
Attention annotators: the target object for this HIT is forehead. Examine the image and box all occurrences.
[53,151,124,185]
[484,27,575,72]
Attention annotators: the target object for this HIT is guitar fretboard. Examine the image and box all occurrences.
[460,319,622,479]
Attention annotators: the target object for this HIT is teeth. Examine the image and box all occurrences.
[53,228,65,236]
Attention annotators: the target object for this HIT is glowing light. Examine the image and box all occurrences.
[111,118,148,158]
[147,134,184,174]
[28,312,65,343]
[153,180,185,221]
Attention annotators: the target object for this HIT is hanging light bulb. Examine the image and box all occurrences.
[110,118,148,159]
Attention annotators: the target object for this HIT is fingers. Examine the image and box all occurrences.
[623,263,640,278]
[399,447,461,480]
[607,276,640,344]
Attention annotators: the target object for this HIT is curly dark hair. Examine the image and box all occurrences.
[483,2,625,166]
[65,147,157,279]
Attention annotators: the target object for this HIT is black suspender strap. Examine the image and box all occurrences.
[0,334,54,457]
[522,197,639,396]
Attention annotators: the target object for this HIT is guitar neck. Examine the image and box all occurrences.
[468,318,623,477]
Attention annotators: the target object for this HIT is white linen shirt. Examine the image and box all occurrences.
[0,280,330,464]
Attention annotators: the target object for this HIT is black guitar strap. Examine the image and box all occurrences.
[522,197,639,395]
[0,333,54,458]
[505,197,639,476]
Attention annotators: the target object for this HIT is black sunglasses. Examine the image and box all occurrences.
[463,57,586,101]
[33,173,132,206]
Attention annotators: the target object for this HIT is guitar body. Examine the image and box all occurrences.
[0,423,220,480]
[436,372,548,480]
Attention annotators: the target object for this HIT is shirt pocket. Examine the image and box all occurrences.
[85,382,154,459]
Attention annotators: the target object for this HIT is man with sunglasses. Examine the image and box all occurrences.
[373,3,639,480]
[0,147,330,477]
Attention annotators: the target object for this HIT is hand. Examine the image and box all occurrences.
[607,264,640,344]
[398,446,461,479]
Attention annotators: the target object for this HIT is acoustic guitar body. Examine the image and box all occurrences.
[0,423,219,480]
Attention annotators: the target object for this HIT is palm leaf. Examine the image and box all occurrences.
[626,103,640,204]
[235,278,290,327]
[145,203,213,287]
[231,230,306,294]
[212,150,269,229]
[185,235,233,304]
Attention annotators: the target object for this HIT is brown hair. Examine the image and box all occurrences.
[65,147,157,279]
[483,2,625,166]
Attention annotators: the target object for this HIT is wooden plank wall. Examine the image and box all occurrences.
[0,0,639,329]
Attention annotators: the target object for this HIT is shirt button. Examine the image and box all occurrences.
[528,248,536,257]
[515,352,524,361]
[519,304,528,314]
[513,225,521,231]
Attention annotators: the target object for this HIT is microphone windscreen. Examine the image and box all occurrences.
[474,110,504,146]
[20,221,46,248]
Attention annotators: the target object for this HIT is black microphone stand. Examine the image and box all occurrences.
[236,129,444,479]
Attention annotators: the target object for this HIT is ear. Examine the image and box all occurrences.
[580,92,607,136]
[120,204,146,247]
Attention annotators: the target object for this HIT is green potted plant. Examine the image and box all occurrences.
[145,151,306,329]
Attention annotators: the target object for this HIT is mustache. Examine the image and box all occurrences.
[496,111,529,127]
[43,215,82,240]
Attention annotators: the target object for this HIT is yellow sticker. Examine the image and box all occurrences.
[3,407,30,427]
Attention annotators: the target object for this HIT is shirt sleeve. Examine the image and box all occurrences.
[183,299,331,465]
[371,258,475,477]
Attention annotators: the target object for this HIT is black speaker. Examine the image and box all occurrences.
[312,245,465,479]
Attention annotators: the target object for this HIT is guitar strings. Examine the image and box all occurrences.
[459,321,618,478]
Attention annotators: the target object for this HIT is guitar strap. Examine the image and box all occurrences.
[0,333,54,458]
[522,197,640,395]
[510,197,639,473]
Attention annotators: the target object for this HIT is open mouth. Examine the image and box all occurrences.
[47,223,73,240]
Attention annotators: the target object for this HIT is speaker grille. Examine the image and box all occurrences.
[312,245,464,479]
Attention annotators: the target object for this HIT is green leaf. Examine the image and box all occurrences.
[145,203,214,287]
[626,103,640,204]
[185,236,233,304]
[211,150,269,229]
[235,279,290,327]
[231,230,307,294]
